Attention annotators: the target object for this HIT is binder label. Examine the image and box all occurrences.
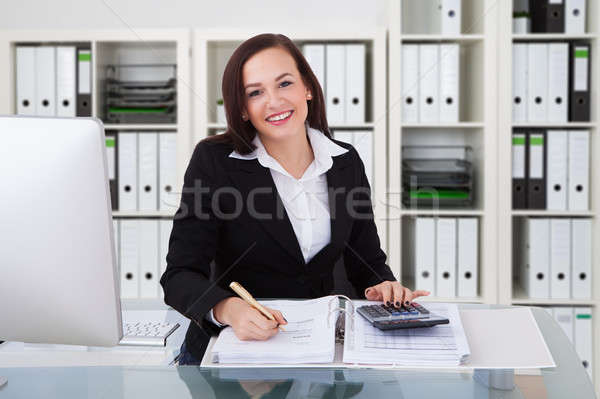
[512,135,526,179]
[106,137,115,180]
[574,47,589,91]
[529,135,544,179]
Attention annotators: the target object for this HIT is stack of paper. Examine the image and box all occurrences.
[343,301,470,366]
[210,296,337,364]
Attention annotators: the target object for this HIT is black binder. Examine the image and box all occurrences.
[512,131,528,209]
[569,42,591,122]
[530,0,565,33]
[106,131,118,210]
[76,45,92,116]
[526,130,547,209]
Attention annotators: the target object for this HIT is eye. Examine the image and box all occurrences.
[248,90,260,98]
[280,81,292,88]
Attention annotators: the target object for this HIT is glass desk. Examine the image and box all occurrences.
[0,306,595,398]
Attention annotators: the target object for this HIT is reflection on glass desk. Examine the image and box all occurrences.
[0,306,595,398]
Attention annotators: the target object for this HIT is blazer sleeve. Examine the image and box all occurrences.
[343,148,397,297]
[159,141,234,329]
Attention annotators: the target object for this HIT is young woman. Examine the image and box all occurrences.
[160,33,429,365]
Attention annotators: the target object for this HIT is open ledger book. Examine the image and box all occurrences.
[204,296,471,367]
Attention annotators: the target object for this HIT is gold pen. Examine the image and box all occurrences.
[229,281,285,332]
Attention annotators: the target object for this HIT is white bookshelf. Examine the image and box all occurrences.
[497,0,600,388]
[0,29,193,306]
[192,28,389,254]
[387,0,498,307]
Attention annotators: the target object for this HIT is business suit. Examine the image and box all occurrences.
[160,135,396,360]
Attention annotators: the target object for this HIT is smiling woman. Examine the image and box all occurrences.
[211,33,329,156]
[160,33,429,365]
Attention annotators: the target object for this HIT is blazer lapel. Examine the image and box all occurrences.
[326,152,355,248]
[227,158,305,265]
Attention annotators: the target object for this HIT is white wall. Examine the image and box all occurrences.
[0,0,387,30]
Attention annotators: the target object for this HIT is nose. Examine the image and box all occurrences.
[265,87,285,110]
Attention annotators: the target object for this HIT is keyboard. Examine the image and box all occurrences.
[357,303,449,330]
[119,321,180,347]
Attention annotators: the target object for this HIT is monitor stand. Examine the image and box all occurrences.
[0,376,7,388]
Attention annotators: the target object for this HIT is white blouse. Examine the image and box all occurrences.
[207,124,348,327]
[228,124,348,263]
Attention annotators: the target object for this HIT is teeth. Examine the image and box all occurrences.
[267,111,291,122]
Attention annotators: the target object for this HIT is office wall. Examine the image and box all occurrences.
[0,0,387,30]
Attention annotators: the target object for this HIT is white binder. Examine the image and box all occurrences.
[527,44,548,122]
[16,46,36,115]
[522,218,550,299]
[512,44,528,122]
[118,132,138,211]
[159,219,172,298]
[419,45,440,123]
[55,46,76,117]
[565,0,586,34]
[436,218,456,298]
[547,43,568,123]
[325,45,345,124]
[120,220,140,298]
[574,307,593,378]
[550,219,571,299]
[138,132,158,211]
[457,218,478,298]
[353,131,373,188]
[439,44,459,122]
[345,44,365,124]
[571,219,592,299]
[546,130,568,210]
[302,44,325,94]
[332,131,353,145]
[159,219,173,277]
[553,307,574,343]
[402,45,419,123]
[35,46,56,116]
[415,218,435,294]
[440,0,461,35]
[568,130,589,210]
[139,220,159,299]
[159,132,178,212]
[112,219,119,272]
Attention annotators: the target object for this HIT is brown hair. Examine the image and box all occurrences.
[206,33,330,154]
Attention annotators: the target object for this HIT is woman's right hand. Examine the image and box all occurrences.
[212,297,287,341]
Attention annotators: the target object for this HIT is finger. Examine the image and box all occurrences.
[411,290,431,301]
[248,309,279,330]
[391,284,404,308]
[381,283,393,307]
[247,321,278,340]
[402,287,414,307]
[268,308,287,325]
[365,286,382,301]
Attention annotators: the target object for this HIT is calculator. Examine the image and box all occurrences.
[357,302,450,330]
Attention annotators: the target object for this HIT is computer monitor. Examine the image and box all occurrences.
[0,116,122,349]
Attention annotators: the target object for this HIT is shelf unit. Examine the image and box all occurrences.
[387,0,498,306]
[192,28,389,253]
[0,29,193,308]
[497,0,600,387]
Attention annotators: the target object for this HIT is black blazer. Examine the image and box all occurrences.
[160,137,396,360]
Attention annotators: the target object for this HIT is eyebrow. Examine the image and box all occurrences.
[244,73,293,90]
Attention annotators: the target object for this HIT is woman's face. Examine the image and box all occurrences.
[242,47,311,143]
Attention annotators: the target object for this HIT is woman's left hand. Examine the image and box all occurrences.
[364,281,430,307]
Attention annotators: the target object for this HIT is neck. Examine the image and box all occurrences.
[260,126,314,179]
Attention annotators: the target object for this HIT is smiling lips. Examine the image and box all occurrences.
[266,110,293,125]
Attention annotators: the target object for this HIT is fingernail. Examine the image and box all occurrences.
[283,317,288,323]
[386,301,391,306]
[395,301,400,307]
[405,301,410,306]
